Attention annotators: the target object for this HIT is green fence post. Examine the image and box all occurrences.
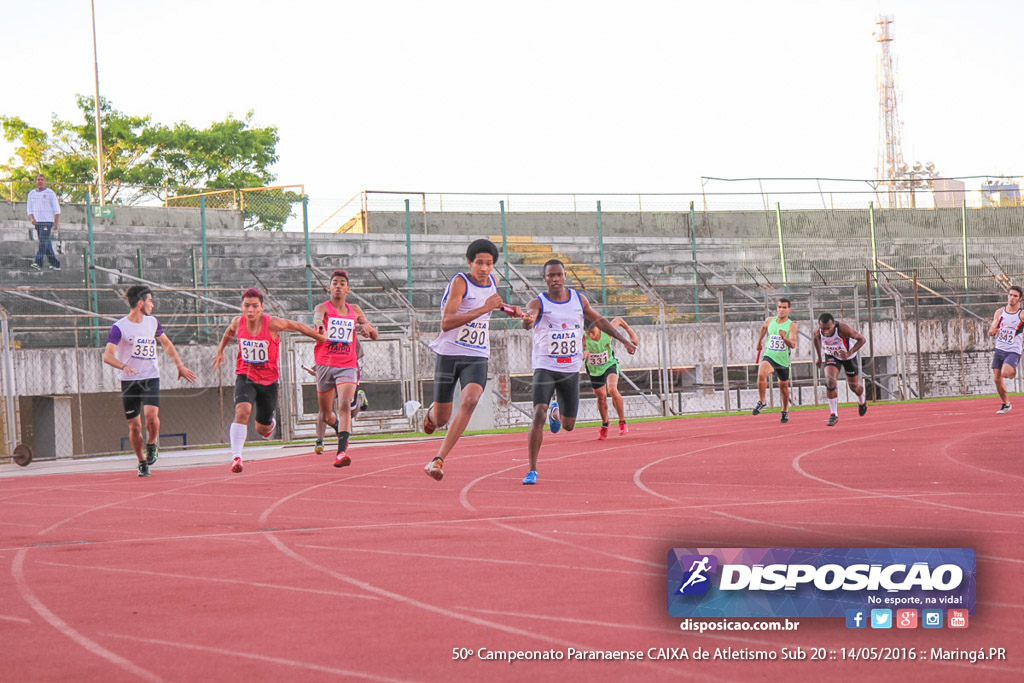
[869,201,879,318]
[136,248,143,279]
[961,199,969,303]
[85,191,99,346]
[689,201,700,322]
[597,200,606,316]
[302,195,313,318]
[500,200,509,302]
[775,202,788,293]
[405,199,413,305]
[200,195,209,337]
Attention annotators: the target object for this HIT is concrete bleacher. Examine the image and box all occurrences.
[3,202,1018,348]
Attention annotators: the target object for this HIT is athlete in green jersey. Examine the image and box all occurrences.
[753,298,797,423]
[584,316,639,439]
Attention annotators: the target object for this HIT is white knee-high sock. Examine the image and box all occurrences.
[828,398,838,414]
[230,423,247,459]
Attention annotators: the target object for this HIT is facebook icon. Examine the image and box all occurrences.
[845,609,867,629]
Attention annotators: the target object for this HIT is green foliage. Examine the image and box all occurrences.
[2,96,296,230]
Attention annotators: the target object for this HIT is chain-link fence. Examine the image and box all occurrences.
[4,182,1024,463]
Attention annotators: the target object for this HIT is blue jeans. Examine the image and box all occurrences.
[34,223,60,268]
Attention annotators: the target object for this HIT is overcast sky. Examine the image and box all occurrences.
[2,0,1021,204]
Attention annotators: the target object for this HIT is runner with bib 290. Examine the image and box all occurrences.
[423,239,523,481]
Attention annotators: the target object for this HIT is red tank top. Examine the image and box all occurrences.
[314,300,358,368]
[235,313,280,384]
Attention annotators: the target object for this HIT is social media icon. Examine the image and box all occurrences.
[947,609,969,629]
[922,609,943,629]
[846,609,867,629]
[896,609,918,629]
[870,609,892,629]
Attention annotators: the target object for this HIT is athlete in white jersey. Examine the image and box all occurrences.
[988,285,1024,414]
[520,259,637,485]
[423,239,523,481]
[813,312,867,426]
[102,285,197,477]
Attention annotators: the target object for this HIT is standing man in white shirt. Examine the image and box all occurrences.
[26,173,61,271]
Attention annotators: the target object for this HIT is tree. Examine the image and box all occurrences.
[2,96,296,230]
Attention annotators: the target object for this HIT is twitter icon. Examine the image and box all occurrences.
[870,609,893,629]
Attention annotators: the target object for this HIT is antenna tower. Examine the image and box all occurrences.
[876,15,905,207]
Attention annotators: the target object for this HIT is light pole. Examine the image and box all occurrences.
[90,0,105,205]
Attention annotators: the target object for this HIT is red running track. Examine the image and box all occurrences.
[0,397,1021,682]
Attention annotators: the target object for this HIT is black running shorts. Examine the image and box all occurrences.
[121,378,160,420]
[765,357,791,383]
[824,355,859,377]
[233,375,279,426]
[531,368,580,418]
[432,355,488,404]
[588,363,619,390]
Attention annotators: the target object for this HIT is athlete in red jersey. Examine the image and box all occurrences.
[312,270,377,467]
[213,288,326,473]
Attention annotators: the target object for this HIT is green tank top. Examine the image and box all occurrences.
[764,317,792,367]
[584,331,617,376]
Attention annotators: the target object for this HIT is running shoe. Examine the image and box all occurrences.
[598,425,608,440]
[314,439,324,455]
[549,400,561,434]
[334,451,351,468]
[423,405,437,435]
[261,418,276,440]
[752,401,767,416]
[996,403,1012,415]
[145,444,158,466]
[230,457,243,473]
[137,461,150,477]
[358,389,369,411]
[522,470,538,485]
[826,414,838,427]
[858,402,868,417]
[30,263,41,271]
[619,421,628,436]
[424,457,444,481]
[780,410,789,424]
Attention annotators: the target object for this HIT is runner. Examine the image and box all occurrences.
[812,312,868,426]
[312,269,377,467]
[213,288,326,473]
[521,259,637,485]
[103,285,197,477]
[989,285,1024,414]
[583,316,639,439]
[752,298,798,423]
[423,239,522,481]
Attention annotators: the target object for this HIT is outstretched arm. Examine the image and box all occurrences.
[610,316,639,345]
[212,317,240,369]
[270,316,328,343]
[582,296,636,354]
[159,334,197,382]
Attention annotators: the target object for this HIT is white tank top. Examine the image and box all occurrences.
[994,307,1024,354]
[108,315,163,381]
[820,323,857,359]
[429,272,498,358]
[532,289,585,373]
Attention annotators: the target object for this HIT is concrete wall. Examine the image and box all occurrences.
[364,206,1024,239]
[1,201,242,231]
